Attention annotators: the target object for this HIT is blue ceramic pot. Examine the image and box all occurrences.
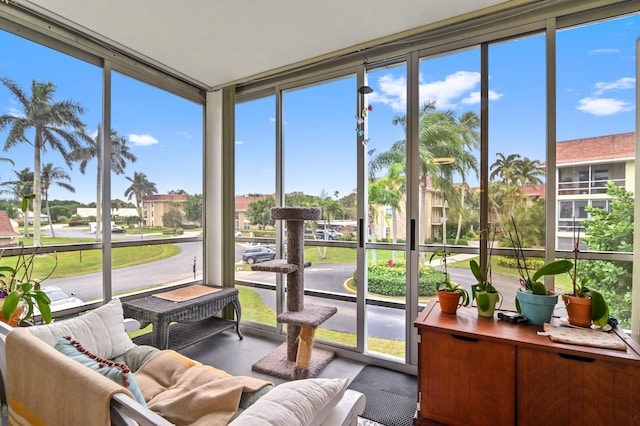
[516,288,559,325]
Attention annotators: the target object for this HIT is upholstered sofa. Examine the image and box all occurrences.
[0,298,365,425]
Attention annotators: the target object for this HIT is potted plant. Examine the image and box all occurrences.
[508,218,572,325]
[562,220,610,328]
[469,228,501,318]
[431,248,470,315]
[0,194,53,325]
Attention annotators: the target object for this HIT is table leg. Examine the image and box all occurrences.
[232,299,243,340]
[153,320,170,349]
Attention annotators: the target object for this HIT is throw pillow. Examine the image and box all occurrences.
[55,336,146,406]
[228,377,348,426]
[27,298,136,359]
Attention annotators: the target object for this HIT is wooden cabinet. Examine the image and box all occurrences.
[414,301,640,426]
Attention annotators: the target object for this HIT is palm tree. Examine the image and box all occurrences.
[374,162,405,261]
[124,171,158,226]
[3,167,34,237]
[73,124,137,239]
[41,162,75,237]
[514,156,544,194]
[368,178,401,264]
[0,78,91,246]
[371,103,479,248]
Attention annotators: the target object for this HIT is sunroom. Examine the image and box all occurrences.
[0,0,639,422]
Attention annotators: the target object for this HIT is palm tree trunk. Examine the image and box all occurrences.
[33,135,42,246]
[95,163,102,241]
[419,183,428,264]
[45,193,55,238]
[391,209,398,262]
[454,186,465,244]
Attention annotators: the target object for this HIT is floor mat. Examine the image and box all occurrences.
[347,365,417,426]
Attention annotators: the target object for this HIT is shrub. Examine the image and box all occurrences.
[497,256,545,270]
[353,261,443,297]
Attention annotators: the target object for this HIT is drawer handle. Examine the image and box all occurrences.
[451,334,479,342]
[558,353,595,363]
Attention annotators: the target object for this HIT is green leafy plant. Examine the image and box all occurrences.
[566,220,610,327]
[430,248,470,307]
[0,194,54,324]
[469,227,501,311]
[508,217,572,295]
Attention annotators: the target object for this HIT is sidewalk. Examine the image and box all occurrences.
[426,253,477,267]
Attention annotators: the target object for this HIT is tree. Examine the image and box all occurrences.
[162,207,184,230]
[73,124,136,239]
[124,171,157,226]
[579,182,634,328]
[40,162,75,237]
[3,168,34,237]
[0,78,91,246]
[183,194,203,225]
[246,196,275,228]
[489,153,544,227]
[368,178,400,264]
[371,103,479,247]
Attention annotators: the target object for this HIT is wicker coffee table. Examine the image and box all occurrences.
[122,286,242,350]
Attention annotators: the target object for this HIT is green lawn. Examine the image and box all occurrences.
[0,240,180,279]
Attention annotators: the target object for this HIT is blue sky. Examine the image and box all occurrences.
[1,13,638,203]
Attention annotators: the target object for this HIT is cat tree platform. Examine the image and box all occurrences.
[251,206,337,380]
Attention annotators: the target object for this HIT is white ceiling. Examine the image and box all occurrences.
[21,0,512,89]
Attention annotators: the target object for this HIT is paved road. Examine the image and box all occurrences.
[43,226,521,339]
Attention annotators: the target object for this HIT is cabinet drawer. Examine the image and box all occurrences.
[517,347,640,426]
[419,329,516,426]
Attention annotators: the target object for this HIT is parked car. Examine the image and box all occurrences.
[33,286,84,315]
[234,231,242,237]
[111,224,126,233]
[242,246,276,264]
[315,229,342,240]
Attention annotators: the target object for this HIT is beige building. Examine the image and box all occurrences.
[556,132,635,250]
[144,194,188,227]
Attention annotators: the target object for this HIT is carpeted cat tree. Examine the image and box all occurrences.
[250,207,337,380]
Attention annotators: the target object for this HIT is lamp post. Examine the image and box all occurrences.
[193,256,197,280]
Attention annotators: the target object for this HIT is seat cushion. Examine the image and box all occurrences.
[26,298,136,359]
[229,377,348,426]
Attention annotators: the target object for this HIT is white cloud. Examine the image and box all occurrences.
[7,106,23,117]
[235,140,244,145]
[177,130,192,139]
[589,48,619,55]
[419,71,481,110]
[574,77,635,116]
[461,90,503,105]
[128,134,158,146]
[593,77,635,95]
[369,70,499,112]
[576,97,634,116]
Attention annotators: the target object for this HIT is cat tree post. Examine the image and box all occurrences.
[251,207,337,380]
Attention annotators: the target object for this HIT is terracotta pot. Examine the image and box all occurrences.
[438,290,463,315]
[562,294,592,328]
[0,302,25,327]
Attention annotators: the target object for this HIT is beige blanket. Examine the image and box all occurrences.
[6,328,133,426]
[135,350,272,426]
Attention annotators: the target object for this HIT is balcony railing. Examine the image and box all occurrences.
[558,178,625,196]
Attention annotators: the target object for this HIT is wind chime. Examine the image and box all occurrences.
[356,85,373,145]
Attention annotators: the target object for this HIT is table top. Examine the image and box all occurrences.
[122,286,238,316]
[415,300,640,363]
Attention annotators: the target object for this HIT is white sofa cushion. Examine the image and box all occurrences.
[26,298,136,359]
[229,377,348,426]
